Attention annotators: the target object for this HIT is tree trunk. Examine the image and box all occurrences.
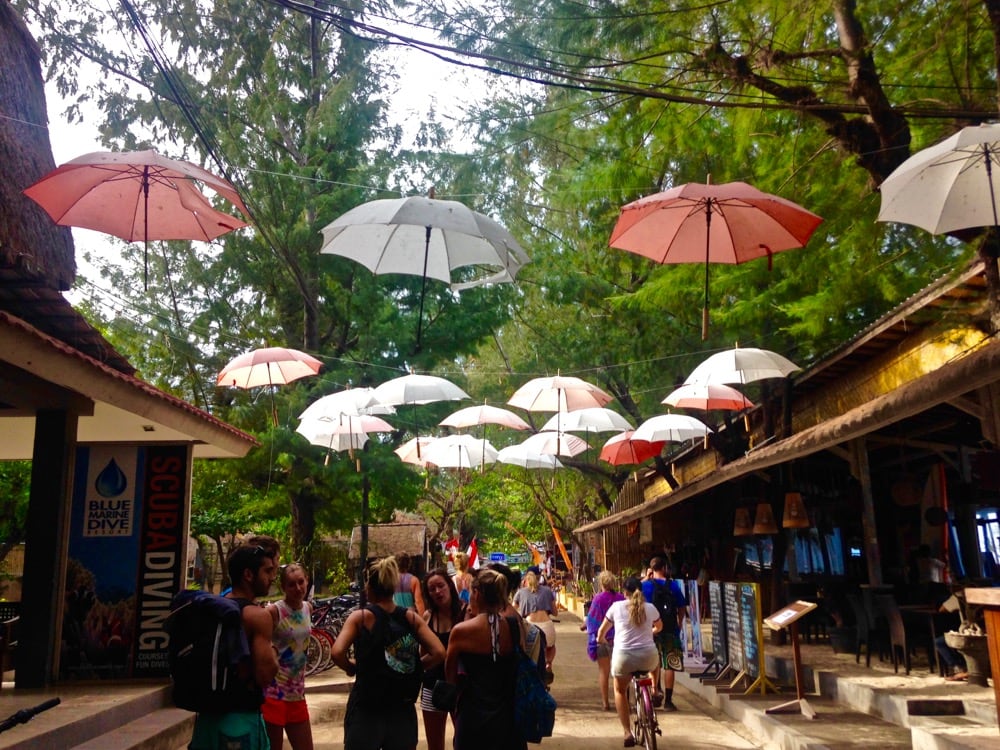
[290,490,317,563]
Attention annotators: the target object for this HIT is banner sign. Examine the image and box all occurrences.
[63,444,190,680]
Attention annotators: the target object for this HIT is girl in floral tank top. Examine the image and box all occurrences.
[264,563,314,750]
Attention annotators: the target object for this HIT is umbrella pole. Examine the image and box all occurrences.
[702,202,712,340]
[268,366,278,427]
[986,145,999,228]
[416,226,431,350]
[143,166,150,291]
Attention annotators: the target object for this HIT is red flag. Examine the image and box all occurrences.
[466,538,480,570]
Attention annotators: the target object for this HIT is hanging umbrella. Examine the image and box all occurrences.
[609,181,823,339]
[877,123,1000,234]
[422,434,499,470]
[497,444,565,470]
[633,414,712,444]
[540,407,632,433]
[299,387,395,421]
[23,149,249,288]
[518,431,589,458]
[394,437,436,467]
[599,431,666,466]
[508,375,613,413]
[440,404,532,431]
[685,347,800,386]
[371,373,470,406]
[662,383,755,411]
[217,347,322,426]
[319,194,530,347]
[295,422,369,454]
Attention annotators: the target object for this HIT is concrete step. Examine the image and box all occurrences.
[71,708,193,750]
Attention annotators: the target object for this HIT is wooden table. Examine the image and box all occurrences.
[964,588,1000,730]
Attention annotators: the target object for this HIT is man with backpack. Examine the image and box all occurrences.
[641,556,687,712]
[184,540,280,750]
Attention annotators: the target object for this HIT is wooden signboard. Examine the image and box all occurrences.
[723,582,743,673]
[699,580,728,679]
[764,600,818,719]
[764,600,817,631]
[740,583,761,679]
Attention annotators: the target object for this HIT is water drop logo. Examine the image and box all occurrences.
[95,458,128,497]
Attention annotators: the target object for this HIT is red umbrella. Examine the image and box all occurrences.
[23,149,249,288]
[609,181,823,339]
[600,431,665,466]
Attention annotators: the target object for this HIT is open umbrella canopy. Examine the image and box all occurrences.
[23,149,250,287]
[295,422,369,453]
[439,404,531,430]
[217,347,322,389]
[394,437,435,466]
[299,387,395,421]
[518,430,589,457]
[685,347,800,386]
[662,383,754,411]
[497,444,565,470]
[599,431,666,466]
[609,181,822,339]
[633,414,712,444]
[878,123,1000,233]
[422,434,499,469]
[371,373,470,406]
[508,375,613,413]
[540,407,632,433]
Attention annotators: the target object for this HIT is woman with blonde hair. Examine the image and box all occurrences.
[597,576,662,747]
[586,570,625,711]
[452,551,473,605]
[512,569,558,678]
[444,568,527,750]
[332,557,445,750]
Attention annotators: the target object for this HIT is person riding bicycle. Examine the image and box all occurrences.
[597,576,662,747]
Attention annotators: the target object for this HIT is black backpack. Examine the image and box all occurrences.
[166,590,260,714]
[651,579,678,631]
[353,605,423,707]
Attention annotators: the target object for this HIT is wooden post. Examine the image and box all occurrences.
[849,437,883,586]
[964,588,1000,730]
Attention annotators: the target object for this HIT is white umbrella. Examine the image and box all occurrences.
[394,437,436,467]
[519,430,589,458]
[878,123,1000,233]
[685,347,800,385]
[508,375,613,413]
[295,424,369,453]
[540,407,632,433]
[422,434,499,470]
[299,387,396,421]
[633,414,713,444]
[497,444,565,470]
[371,373,470,406]
[440,404,532,431]
[662,383,754,411]
[319,195,530,346]
[296,414,393,447]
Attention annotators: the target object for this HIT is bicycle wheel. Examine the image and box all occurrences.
[305,631,324,675]
[639,683,657,750]
[630,681,646,746]
[315,627,337,672]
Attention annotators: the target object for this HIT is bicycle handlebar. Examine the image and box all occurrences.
[0,697,60,733]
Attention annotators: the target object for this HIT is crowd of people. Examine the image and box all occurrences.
[195,538,684,750]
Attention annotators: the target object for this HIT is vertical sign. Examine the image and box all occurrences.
[708,580,727,664]
[739,583,761,679]
[63,445,189,680]
[685,579,703,661]
[723,582,743,672]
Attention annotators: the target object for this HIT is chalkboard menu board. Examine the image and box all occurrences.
[739,583,760,679]
[708,581,727,664]
[723,582,743,672]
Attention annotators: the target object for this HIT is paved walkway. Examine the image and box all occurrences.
[305,612,765,749]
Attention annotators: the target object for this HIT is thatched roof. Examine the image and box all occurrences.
[0,1,75,289]
[348,522,428,562]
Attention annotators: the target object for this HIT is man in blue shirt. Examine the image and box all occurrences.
[641,556,687,712]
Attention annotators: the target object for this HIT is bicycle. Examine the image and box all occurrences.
[629,670,659,750]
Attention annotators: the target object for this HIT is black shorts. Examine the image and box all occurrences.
[344,701,417,750]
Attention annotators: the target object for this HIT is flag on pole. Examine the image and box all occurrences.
[546,511,573,573]
[466,538,480,570]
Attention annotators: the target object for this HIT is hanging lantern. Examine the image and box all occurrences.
[782,492,810,529]
[733,507,752,536]
[752,502,778,535]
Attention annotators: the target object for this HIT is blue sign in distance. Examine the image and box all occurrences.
[489,552,507,562]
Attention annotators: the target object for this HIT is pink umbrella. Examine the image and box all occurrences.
[394,437,436,467]
[662,383,754,411]
[599,431,666,466]
[609,181,822,338]
[508,375,613,413]
[440,404,532,430]
[23,149,249,288]
[217,347,322,425]
[519,431,589,458]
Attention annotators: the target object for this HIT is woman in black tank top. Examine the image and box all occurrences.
[419,568,466,750]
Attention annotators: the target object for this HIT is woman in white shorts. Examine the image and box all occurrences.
[513,569,558,679]
[597,576,662,747]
